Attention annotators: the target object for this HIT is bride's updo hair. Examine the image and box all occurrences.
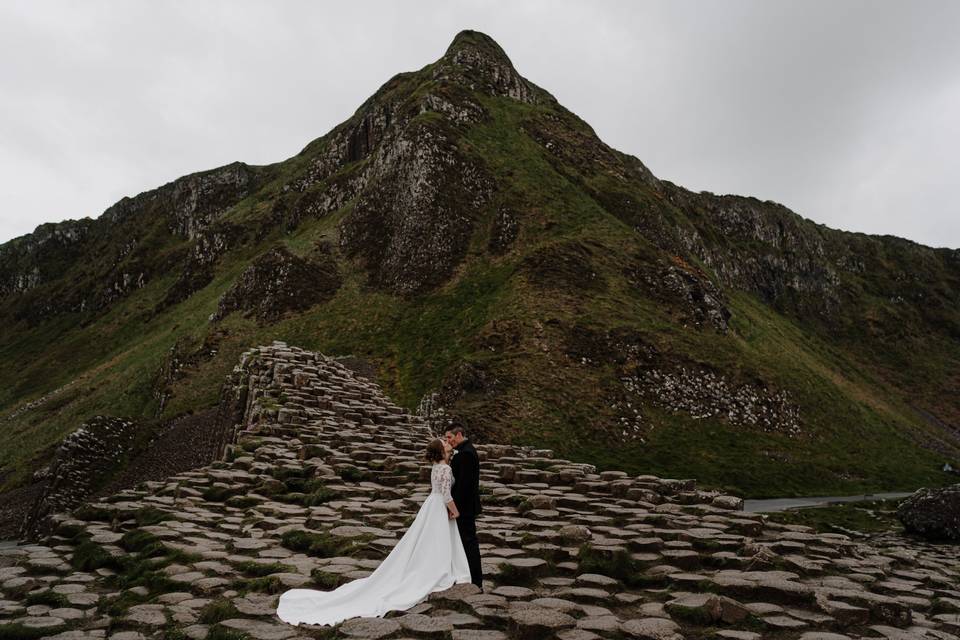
[425,439,445,463]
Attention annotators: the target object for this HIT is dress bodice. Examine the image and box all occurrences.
[431,463,454,503]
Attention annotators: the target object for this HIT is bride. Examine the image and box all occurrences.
[276,439,472,626]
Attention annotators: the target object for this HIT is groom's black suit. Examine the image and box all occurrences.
[451,439,483,588]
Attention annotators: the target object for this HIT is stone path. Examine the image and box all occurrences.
[1,341,958,639]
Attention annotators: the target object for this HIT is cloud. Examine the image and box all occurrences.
[1,0,958,248]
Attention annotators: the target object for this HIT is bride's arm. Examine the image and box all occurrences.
[441,466,459,518]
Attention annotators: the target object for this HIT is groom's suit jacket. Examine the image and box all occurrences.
[451,439,482,517]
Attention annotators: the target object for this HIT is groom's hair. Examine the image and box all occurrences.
[449,426,466,437]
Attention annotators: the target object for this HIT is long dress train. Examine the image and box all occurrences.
[276,462,471,626]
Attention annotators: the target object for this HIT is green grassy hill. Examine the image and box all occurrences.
[2,30,958,501]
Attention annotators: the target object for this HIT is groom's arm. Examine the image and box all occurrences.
[468,449,481,512]
[450,455,464,506]
[457,450,480,489]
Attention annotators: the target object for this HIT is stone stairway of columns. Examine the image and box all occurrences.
[1,341,958,640]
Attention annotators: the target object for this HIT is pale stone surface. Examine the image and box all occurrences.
[338,617,402,639]
[620,617,683,639]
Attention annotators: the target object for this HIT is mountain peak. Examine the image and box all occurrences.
[444,30,514,65]
[437,30,542,105]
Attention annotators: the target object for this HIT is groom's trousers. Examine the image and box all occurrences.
[456,514,483,588]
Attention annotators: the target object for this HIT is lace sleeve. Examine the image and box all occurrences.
[439,464,453,503]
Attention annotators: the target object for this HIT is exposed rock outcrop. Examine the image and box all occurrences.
[0,219,94,297]
[22,415,137,537]
[625,255,731,332]
[0,163,259,322]
[897,484,960,541]
[212,246,341,322]
[338,119,493,295]
[158,223,246,310]
[435,30,545,106]
[563,325,801,437]
[104,162,256,239]
[623,366,802,436]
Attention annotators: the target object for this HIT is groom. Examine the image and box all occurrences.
[445,426,483,589]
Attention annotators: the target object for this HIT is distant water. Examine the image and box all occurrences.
[743,492,914,513]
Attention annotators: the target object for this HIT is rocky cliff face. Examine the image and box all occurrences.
[21,416,138,538]
[103,162,257,239]
[0,162,264,324]
[212,246,342,322]
[0,30,958,503]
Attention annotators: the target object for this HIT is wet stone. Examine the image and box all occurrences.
[170,571,205,584]
[125,604,167,626]
[429,582,482,603]
[761,614,807,629]
[396,613,454,634]
[43,632,99,640]
[575,573,617,588]
[48,607,85,620]
[558,587,610,604]
[432,610,481,626]
[451,631,508,640]
[336,617,402,639]
[234,593,279,616]
[156,592,195,604]
[558,630,601,640]
[21,615,66,628]
[530,597,580,613]
[576,615,621,632]
[51,583,86,594]
[490,585,534,599]
[508,607,576,639]
[616,593,643,605]
[193,576,231,592]
[620,617,683,639]
[219,618,299,640]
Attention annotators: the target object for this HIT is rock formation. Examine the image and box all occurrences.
[1,343,958,640]
[212,246,342,322]
[897,484,960,541]
[21,416,138,538]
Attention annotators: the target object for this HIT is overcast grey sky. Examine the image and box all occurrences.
[1,1,958,248]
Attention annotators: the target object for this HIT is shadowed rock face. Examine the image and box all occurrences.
[104,162,256,239]
[624,255,731,332]
[897,484,960,540]
[213,246,342,322]
[0,219,94,298]
[158,222,248,311]
[22,415,137,537]
[338,119,493,295]
[0,162,259,323]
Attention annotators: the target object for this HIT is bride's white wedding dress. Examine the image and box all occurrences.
[276,462,471,626]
